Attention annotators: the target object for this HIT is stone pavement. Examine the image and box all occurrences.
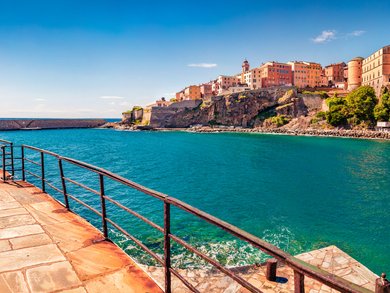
[140,245,377,292]
[0,180,162,293]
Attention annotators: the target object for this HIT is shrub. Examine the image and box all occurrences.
[266,115,290,127]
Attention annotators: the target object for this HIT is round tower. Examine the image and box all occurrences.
[347,57,364,91]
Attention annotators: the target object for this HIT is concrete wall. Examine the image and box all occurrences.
[0,119,106,131]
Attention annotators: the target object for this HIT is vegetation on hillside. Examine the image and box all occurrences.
[374,88,390,122]
[325,86,379,128]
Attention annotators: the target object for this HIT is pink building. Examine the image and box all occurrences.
[199,83,213,99]
[214,75,241,95]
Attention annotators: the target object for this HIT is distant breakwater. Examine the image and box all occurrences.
[0,119,106,131]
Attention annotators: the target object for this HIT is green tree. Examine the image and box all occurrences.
[325,95,348,126]
[374,92,390,121]
[345,86,377,125]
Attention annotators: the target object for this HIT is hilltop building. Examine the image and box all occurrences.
[347,57,364,91]
[239,60,262,89]
[324,62,346,86]
[176,85,201,101]
[199,83,213,99]
[362,45,390,96]
[287,61,323,88]
[259,62,293,88]
[213,75,241,95]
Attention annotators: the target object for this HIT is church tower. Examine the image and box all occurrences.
[241,59,250,84]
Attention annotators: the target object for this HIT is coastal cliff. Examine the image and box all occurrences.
[149,87,325,128]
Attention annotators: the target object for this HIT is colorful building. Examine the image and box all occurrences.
[347,57,364,91]
[199,83,213,99]
[324,62,346,86]
[214,75,241,95]
[184,85,201,100]
[259,62,293,88]
[287,61,323,88]
[362,45,390,96]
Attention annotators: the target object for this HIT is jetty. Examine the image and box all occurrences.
[0,139,388,292]
[0,119,106,131]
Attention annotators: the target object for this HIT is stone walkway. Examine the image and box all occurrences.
[140,246,377,292]
[0,180,162,293]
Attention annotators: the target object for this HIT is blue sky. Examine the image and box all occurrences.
[0,0,389,118]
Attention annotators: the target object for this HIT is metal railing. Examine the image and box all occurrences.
[0,141,380,293]
[0,139,15,180]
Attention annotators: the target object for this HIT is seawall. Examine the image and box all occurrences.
[0,119,106,131]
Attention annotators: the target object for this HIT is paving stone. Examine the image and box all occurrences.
[58,287,87,293]
[5,189,46,204]
[26,261,82,293]
[44,219,104,253]
[0,271,29,293]
[68,241,133,281]
[10,233,52,250]
[84,265,163,293]
[0,207,28,218]
[0,243,65,271]
[0,214,36,229]
[26,201,76,226]
[0,240,11,252]
[0,224,43,239]
[0,201,21,210]
[0,191,15,203]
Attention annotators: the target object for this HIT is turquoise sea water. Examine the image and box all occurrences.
[1,129,388,274]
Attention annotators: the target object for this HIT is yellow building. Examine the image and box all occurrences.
[362,45,390,96]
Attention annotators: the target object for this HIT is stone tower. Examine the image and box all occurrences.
[347,57,364,91]
[241,59,250,84]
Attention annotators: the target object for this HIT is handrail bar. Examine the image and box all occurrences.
[17,143,375,293]
[0,139,12,144]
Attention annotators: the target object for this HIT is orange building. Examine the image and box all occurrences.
[362,45,390,96]
[347,57,364,91]
[324,62,346,86]
[287,61,323,88]
[184,85,201,100]
[259,62,293,88]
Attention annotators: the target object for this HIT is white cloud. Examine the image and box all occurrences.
[99,96,125,100]
[187,63,217,68]
[35,98,47,102]
[312,30,336,43]
[348,30,365,37]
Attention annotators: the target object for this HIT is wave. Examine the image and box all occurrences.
[111,225,304,269]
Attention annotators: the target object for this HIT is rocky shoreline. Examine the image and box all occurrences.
[102,122,390,140]
[185,126,390,140]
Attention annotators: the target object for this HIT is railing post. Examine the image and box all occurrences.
[21,146,25,181]
[1,146,5,182]
[10,142,14,177]
[99,174,108,239]
[376,273,390,293]
[266,258,278,281]
[40,152,45,192]
[164,202,171,293]
[294,271,305,293]
[58,158,70,210]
